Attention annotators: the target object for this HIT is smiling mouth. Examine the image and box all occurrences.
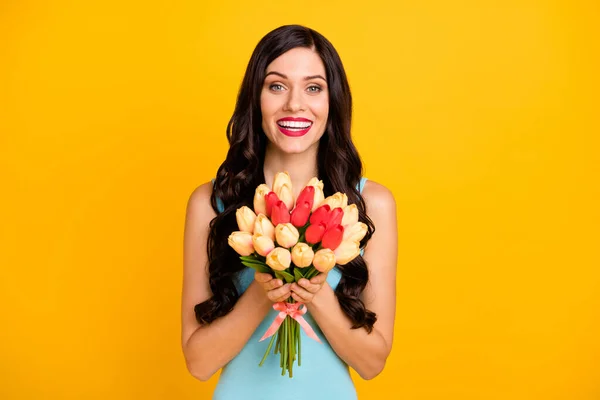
[276,121,313,130]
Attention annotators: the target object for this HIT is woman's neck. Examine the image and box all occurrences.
[263,143,319,200]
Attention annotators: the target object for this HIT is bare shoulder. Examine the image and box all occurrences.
[361,179,396,213]
[186,181,217,221]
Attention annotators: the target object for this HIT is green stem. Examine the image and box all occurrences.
[259,333,277,367]
[298,322,302,366]
[288,317,293,377]
[281,316,288,375]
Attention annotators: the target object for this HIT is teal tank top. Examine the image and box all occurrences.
[211,177,368,400]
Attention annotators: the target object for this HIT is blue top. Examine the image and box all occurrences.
[210,177,368,400]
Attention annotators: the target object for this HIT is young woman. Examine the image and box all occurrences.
[181,24,398,399]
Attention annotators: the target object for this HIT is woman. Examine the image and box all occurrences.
[181,25,397,399]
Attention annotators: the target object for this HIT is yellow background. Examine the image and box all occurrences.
[1,0,598,399]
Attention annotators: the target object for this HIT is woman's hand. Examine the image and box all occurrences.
[290,273,329,304]
[254,271,291,303]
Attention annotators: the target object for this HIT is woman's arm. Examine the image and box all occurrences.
[180,182,272,381]
[306,180,398,380]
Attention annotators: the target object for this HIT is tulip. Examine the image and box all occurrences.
[305,177,324,191]
[333,239,361,265]
[277,183,294,210]
[290,201,311,227]
[305,222,326,244]
[236,206,257,233]
[294,186,315,211]
[228,231,254,256]
[291,243,314,268]
[253,184,270,216]
[252,233,275,257]
[319,192,348,210]
[309,204,330,226]
[271,200,290,226]
[254,214,275,241]
[321,224,344,250]
[266,247,291,271]
[341,204,359,228]
[272,172,292,197]
[326,207,344,231]
[275,223,299,248]
[265,191,280,217]
[305,177,324,211]
[343,222,368,243]
[313,248,336,273]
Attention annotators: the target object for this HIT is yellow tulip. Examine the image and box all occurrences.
[343,222,368,243]
[266,247,291,271]
[253,184,270,216]
[252,233,275,257]
[313,248,336,273]
[319,192,348,210]
[228,231,254,256]
[305,177,324,190]
[291,243,314,268]
[277,183,294,210]
[272,171,292,197]
[341,204,359,228]
[254,214,275,241]
[236,206,257,233]
[333,239,361,265]
[275,223,299,248]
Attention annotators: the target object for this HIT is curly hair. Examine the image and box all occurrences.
[194,24,377,333]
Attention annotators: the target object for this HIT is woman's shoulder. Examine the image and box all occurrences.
[186,180,218,220]
[361,178,396,211]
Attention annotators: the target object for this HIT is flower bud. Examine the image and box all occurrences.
[272,172,292,197]
[341,204,359,228]
[291,243,314,268]
[275,223,299,248]
[290,201,311,227]
[252,233,275,257]
[319,192,348,210]
[305,178,324,212]
[326,207,344,231]
[305,222,326,244]
[254,214,275,241]
[321,224,344,250]
[227,231,254,256]
[309,204,331,226]
[271,200,290,226]
[266,247,291,271]
[236,206,257,233]
[343,222,368,243]
[265,191,280,217]
[333,239,361,265]
[313,248,336,273]
[295,186,315,211]
[253,184,270,216]
[277,183,294,211]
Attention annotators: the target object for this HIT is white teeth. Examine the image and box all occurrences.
[278,121,312,129]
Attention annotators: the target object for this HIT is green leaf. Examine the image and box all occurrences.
[293,268,305,281]
[275,269,295,283]
[241,261,271,274]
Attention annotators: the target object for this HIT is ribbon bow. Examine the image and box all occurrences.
[259,301,322,344]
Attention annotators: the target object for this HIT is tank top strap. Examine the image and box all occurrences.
[358,176,368,194]
[211,178,225,214]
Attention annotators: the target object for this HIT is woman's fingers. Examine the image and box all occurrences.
[268,283,291,302]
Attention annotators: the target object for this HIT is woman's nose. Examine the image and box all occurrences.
[283,88,306,112]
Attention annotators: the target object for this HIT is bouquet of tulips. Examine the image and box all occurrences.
[227,172,368,378]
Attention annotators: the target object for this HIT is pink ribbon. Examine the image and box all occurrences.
[259,302,322,344]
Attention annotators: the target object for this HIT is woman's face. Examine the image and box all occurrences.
[260,47,329,154]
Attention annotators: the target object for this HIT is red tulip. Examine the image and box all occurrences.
[290,201,311,227]
[265,191,280,217]
[295,186,315,211]
[305,222,326,244]
[271,200,290,226]
[309,204,331,226]
[321,224,344,250]
[326,207,344,231]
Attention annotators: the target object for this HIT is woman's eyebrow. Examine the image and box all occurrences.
[265,71,327,82]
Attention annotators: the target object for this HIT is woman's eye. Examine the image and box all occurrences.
[307,85,322,93]
[269,84,284,91]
